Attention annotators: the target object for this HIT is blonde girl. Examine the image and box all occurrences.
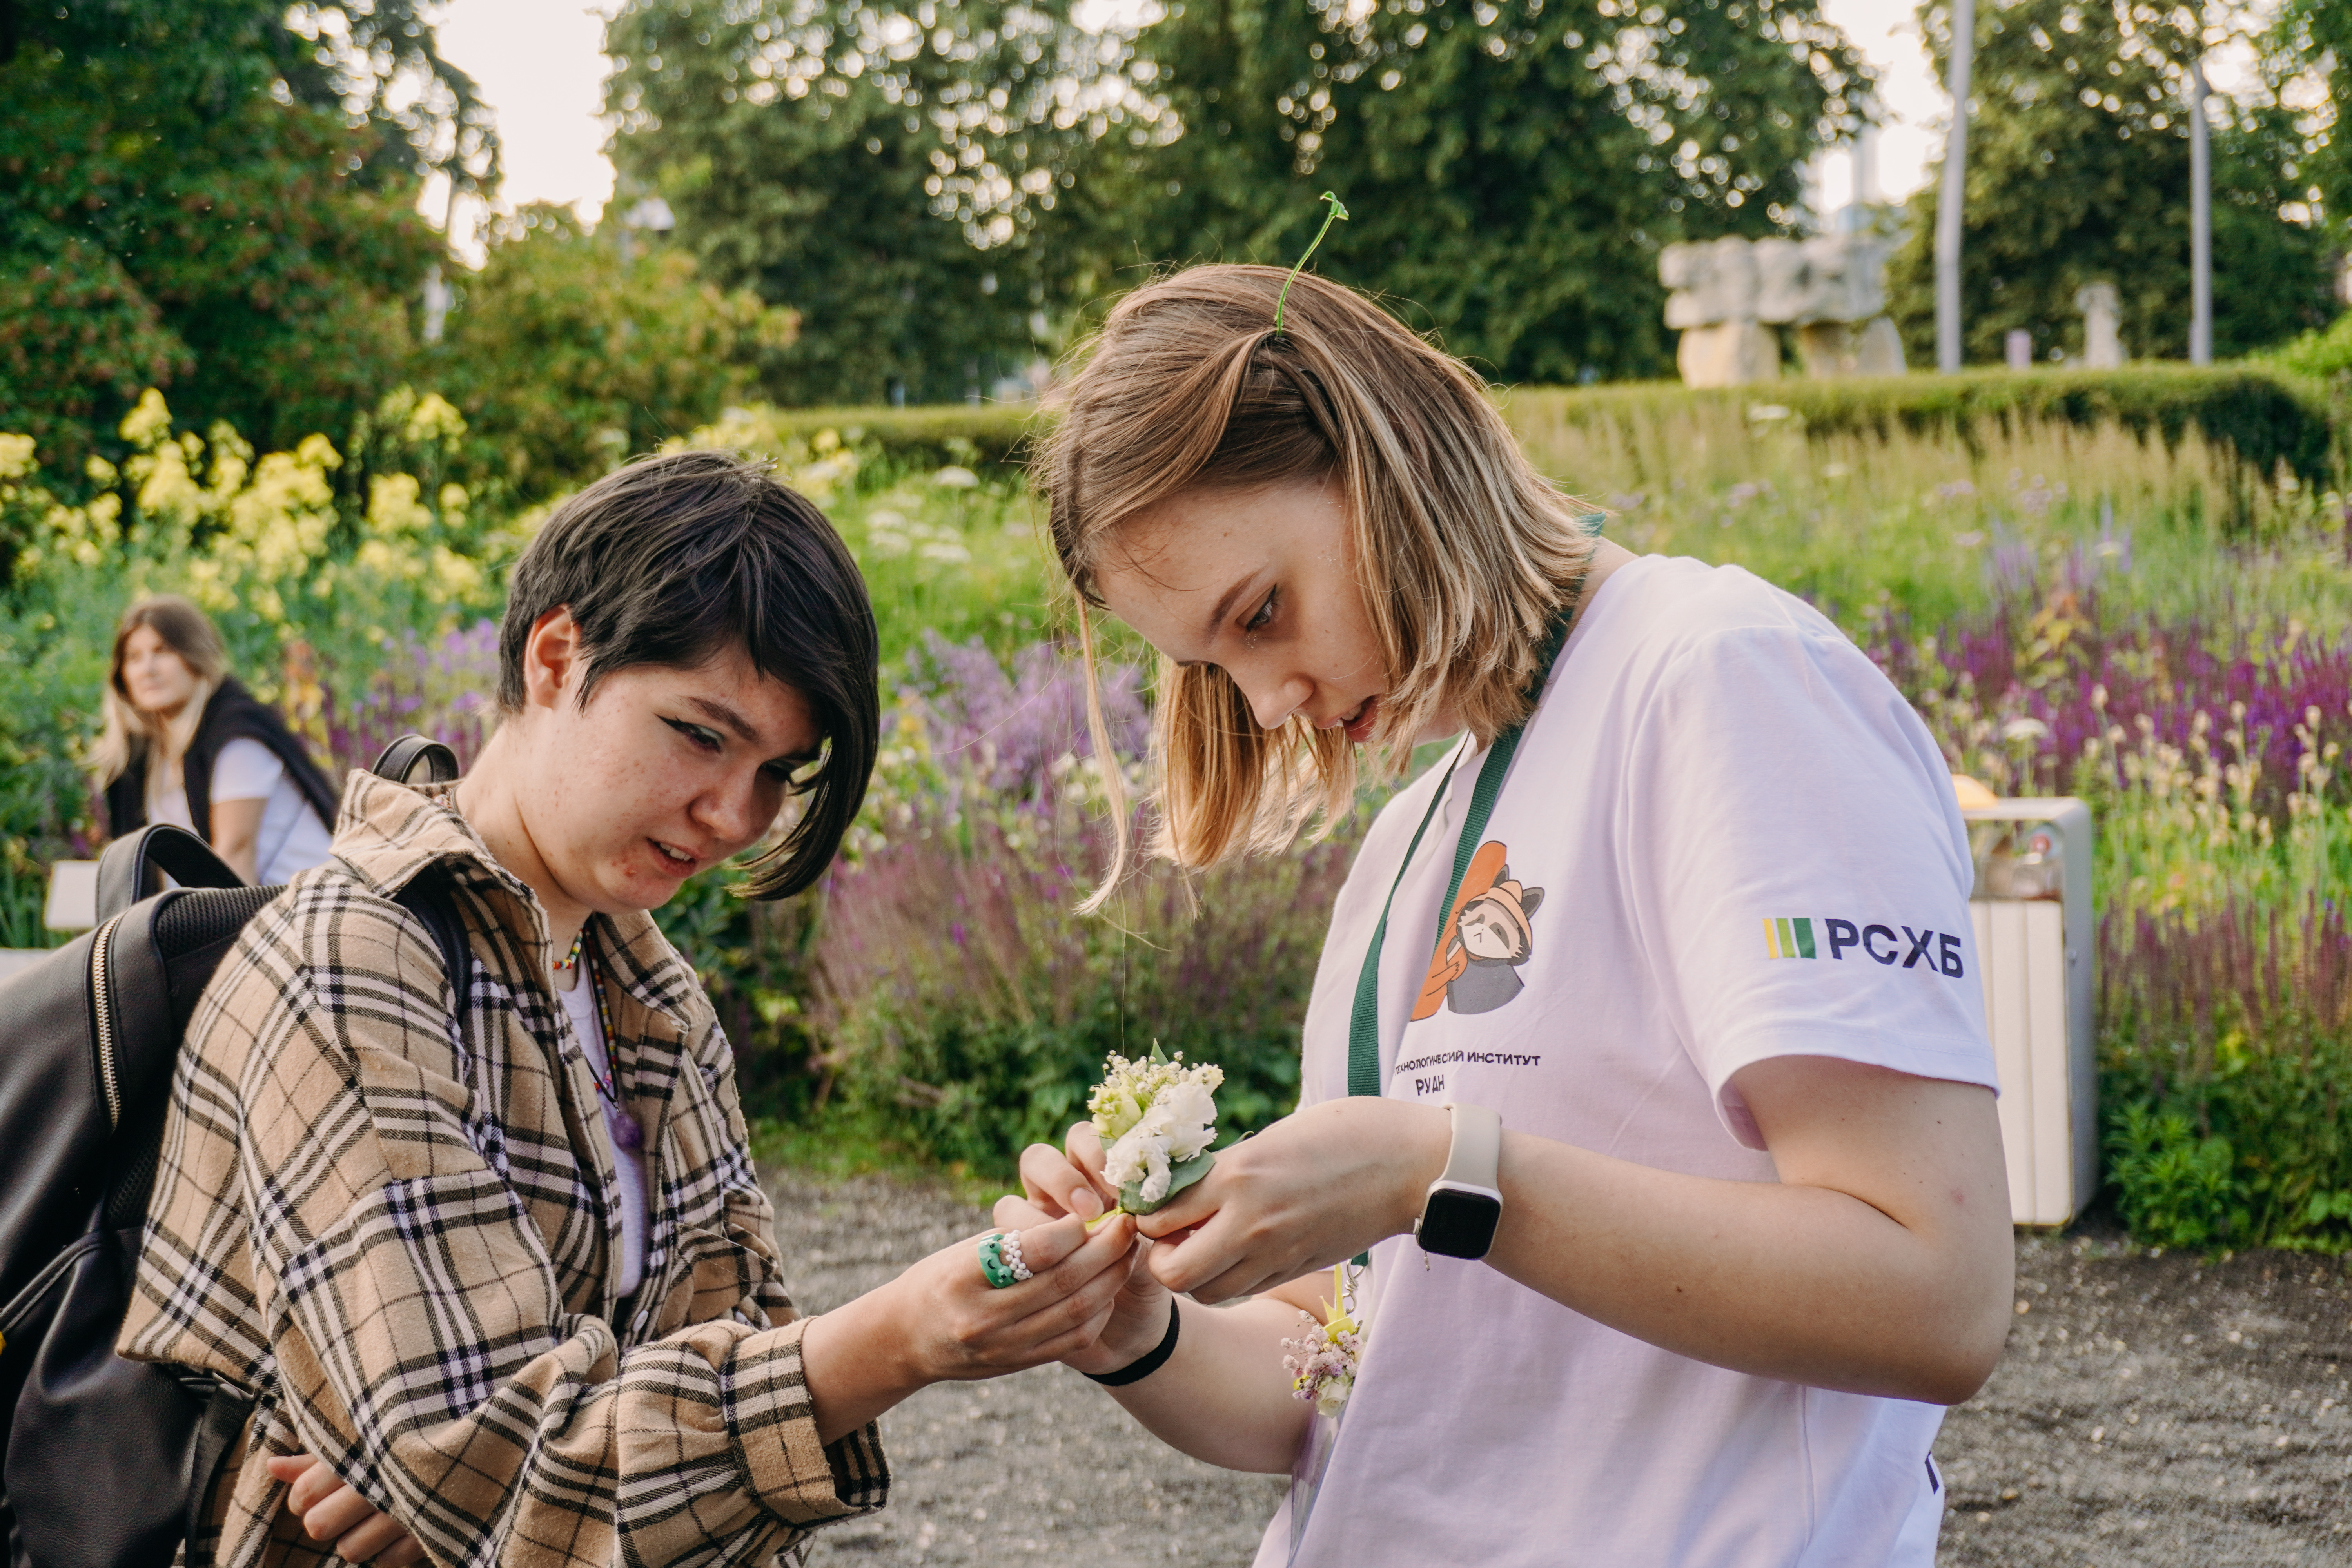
[1004,265,2011,1566]
[94,596,340,884]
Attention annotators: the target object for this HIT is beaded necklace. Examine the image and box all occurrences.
[559,923,644,1153]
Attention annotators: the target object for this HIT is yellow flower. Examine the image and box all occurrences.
[0,433,35,479]
[119,388,172,451]
[430,545,482,597]
[403,392,468,445]
[367,473,434,536]
[136,440,205,530]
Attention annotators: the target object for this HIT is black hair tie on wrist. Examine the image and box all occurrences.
[1083,1299,1181,1387]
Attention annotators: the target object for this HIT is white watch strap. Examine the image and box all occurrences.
[1437,1102,1503,1192]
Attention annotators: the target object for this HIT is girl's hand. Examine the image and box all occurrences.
[1120,1096,1450,1303]
[262,1454,424,1566]
[893,1211,1140,1384]
[802,1209,1143,1441]
[1000,1143,1169,1377]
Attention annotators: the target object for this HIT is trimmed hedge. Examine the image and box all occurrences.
[1500,365,2339,489]
[713,364,2341,488]
[713,402,1045,474]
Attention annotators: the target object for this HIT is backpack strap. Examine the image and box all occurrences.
[367,732,475,1019]
[370,735,460,786]
[94,824,243,924]
[392,868,474,1018]
[181,1381,256,1568]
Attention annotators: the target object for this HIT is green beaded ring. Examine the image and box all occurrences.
[977,1232,1020,1289]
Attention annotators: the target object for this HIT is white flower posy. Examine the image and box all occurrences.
[1089,1046,1225,1214]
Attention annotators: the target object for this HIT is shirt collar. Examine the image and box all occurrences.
[331,769,699,1029]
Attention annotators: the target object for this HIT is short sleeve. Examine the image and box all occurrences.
[1622,622,1996,1149]
[212,737,286,802]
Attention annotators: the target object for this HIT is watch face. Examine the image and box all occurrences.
[1417,1187,1502,1260]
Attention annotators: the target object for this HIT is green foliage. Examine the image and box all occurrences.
[2267,311,2352,383]
[0,0,490,465]
[606,0,1094,405]
[606,0,1871,394]
[677,407,1064,666]
[687,401,1045,474]
[422,207,800,503]
[0,862,55,949]
[808,805,1346,1178]
[1508,363,2341,492]
[686,360,2340,506]
[1887,0,2340,367]
[1058,0,1870,383]
[2104,1038,2352,1255]
[2107,1103,2241,1249]
[2264,0,2352,249]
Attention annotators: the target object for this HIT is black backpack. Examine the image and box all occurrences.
[0,738,471,1568]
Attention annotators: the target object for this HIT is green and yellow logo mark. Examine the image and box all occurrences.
[1762,916,1817,960]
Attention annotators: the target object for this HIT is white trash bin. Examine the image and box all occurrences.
[44,858,98,933]
[1963,798,2096,1227]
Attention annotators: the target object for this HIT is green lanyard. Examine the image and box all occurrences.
[1346,596,1584,1102]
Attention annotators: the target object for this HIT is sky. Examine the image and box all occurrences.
[414,0,2022,260]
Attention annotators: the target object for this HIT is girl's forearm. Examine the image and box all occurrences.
[1100,1296,1316,1474]
[1482,1074,2012,1404]
[1140,1069,2011,1406]
[799,1289,926,1445]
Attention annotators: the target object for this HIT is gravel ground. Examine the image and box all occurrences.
[765,1173,1286,1566]
[1937,1225,2352,1566]
[765,1171,2352,1566]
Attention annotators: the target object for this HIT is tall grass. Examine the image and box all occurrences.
[1511,394,2352,635]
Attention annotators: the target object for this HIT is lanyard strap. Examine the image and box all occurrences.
[1345,600,1582,1101]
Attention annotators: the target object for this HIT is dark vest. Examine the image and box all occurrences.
[103,677,343,846]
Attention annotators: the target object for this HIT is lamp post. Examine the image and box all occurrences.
[2188,53,2212,365]
[1936,0,1976,373]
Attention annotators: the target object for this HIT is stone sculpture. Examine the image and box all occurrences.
[1658,233,1907,387]
[2074,283,2123,369]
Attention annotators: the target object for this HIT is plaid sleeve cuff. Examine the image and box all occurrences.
[722,1318,891,1527]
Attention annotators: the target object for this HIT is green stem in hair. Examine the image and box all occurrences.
[1272,191,1350,336]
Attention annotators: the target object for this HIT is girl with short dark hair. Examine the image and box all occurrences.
[122,452,1134,1568]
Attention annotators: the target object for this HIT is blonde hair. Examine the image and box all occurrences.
[91,595,228,791]
[1039,264,1597,903]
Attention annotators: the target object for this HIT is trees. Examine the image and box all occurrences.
[1886,0,2338,367]
[608,0,1869,396]
[421,205,800,501]
[606,0,1136,405]
[0,0,492,467]
[2265,0,2349,252]
[1059,0,1871,384]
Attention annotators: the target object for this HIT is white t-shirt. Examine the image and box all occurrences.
[557,967,650,1299]
[1256,555,1996,1568]
[147,737,335,884]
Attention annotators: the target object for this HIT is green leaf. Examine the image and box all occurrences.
[1120,1150,1215,1216]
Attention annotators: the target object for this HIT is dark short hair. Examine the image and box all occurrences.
[499,450,879,900]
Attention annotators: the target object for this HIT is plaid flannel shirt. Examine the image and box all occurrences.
[120,771,887,1568]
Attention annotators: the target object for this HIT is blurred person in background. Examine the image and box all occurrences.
[94,595,341,884]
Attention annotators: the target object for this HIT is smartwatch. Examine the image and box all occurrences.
[1412,1102,1504,1260]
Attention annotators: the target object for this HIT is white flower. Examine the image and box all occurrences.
[1103,1079,1219,1203]
[1089,1047,1224,1211]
